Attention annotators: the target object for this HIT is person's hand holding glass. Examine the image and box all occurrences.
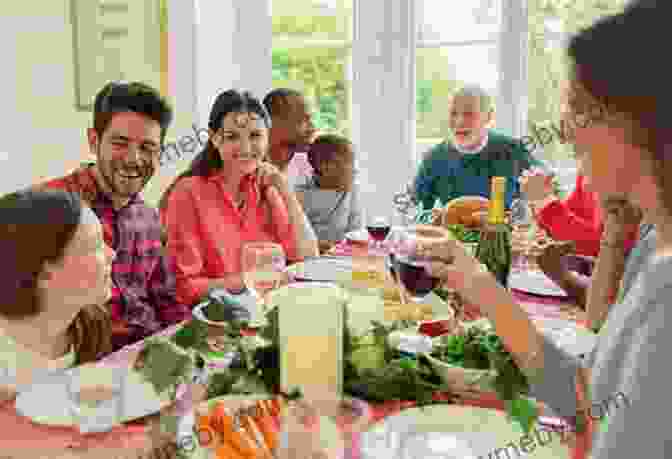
[516,167,557,270]
[391,225,450,303]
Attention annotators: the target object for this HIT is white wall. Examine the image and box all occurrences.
[143,0,198,207]
[0,1,92,194]
[0,0,191,207]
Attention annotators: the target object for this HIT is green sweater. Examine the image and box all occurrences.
[413,130,546,209]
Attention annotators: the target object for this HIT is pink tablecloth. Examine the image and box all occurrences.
[0,324,184,455]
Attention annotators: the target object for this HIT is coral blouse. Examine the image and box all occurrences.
[161,173,297,306]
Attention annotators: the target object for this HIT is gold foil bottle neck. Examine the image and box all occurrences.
[488,176,506,225]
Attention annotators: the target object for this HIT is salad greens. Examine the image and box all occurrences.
[446,224,481,243]
[136,338,196,400]
[431,324,538,433]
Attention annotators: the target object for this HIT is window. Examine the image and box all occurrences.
[415,0,502,156]
[527,0,629,162]
[271,0,353,138]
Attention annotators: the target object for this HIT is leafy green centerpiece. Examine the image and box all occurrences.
[136,291,537,433]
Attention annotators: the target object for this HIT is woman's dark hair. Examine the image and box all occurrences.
[0,189,82,319]
[159,90,271,211]
[94,80,174,144]
[308,134,353,176]
[567,0,672,212]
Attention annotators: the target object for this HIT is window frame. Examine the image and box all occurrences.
[415,18,501,160]
[271,0,354,136]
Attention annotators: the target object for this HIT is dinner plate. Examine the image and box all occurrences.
[345,229,370,243]
[360,404,569,459]
[535,320,597,358]
[14,363,171,431]
[509,270,568,297]
[286,257,355,282]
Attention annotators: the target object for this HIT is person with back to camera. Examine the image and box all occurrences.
[415,2,672,457]
[0,189,179,459]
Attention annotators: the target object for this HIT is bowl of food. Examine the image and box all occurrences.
[192,289,253,338]
[424,323,497,393]
[424,354,495,393]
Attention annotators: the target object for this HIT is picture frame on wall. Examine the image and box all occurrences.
[70,0,163,111]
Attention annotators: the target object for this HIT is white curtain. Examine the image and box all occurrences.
[497,0,529,140]
[351,0,416,224]
[193,0,272,128]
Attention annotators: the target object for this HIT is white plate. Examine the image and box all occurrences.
[360,405,569,459]
[346,229,370,243]
[531,317,597,357]
[287,257,354,282]
[15,363,170,431]
[509,270,568,297]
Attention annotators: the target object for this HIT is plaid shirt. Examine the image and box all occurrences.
[34,166,191,348]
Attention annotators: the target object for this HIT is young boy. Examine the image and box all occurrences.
[296,134,363,253]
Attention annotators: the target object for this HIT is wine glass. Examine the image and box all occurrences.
[241,242,286,310]
[392,225,446,303]
[367,215,391,250]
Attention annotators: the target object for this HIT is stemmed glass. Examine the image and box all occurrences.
[367,215,392,251]
[241,242,286,315]
[392,225,446,303]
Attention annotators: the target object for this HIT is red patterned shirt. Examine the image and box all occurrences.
[34,166,190,348]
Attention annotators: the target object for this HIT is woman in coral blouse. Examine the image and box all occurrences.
[160,90,318,306]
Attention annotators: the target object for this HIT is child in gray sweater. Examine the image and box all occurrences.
[296,134,363,253]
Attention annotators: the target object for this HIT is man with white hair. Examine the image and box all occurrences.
[413,84,547,209]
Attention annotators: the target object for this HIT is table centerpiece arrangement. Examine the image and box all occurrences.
[135,290,539,441]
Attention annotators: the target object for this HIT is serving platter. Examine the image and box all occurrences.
[14,362,170,432]
[360,404,570,459]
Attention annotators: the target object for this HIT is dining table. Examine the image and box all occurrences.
[0,236,590,459]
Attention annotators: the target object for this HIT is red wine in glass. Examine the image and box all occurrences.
[396,255,439,302]
[367,225,391,242]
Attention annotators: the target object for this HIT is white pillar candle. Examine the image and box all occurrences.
[268,282,347,401]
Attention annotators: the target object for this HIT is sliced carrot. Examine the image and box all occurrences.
[253,413,279,453]
[238,415,273,459]
[258,399,273,418]
[216,440,246,459]
[267,398,279,417]
[275,396,285,415]
[256,399,268,416]
[210,403,258,458]
[194,424,219,449]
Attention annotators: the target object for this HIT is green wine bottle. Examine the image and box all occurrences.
[475,177,512,288]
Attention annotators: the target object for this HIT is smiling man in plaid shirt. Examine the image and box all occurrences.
[34,81,191,352]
